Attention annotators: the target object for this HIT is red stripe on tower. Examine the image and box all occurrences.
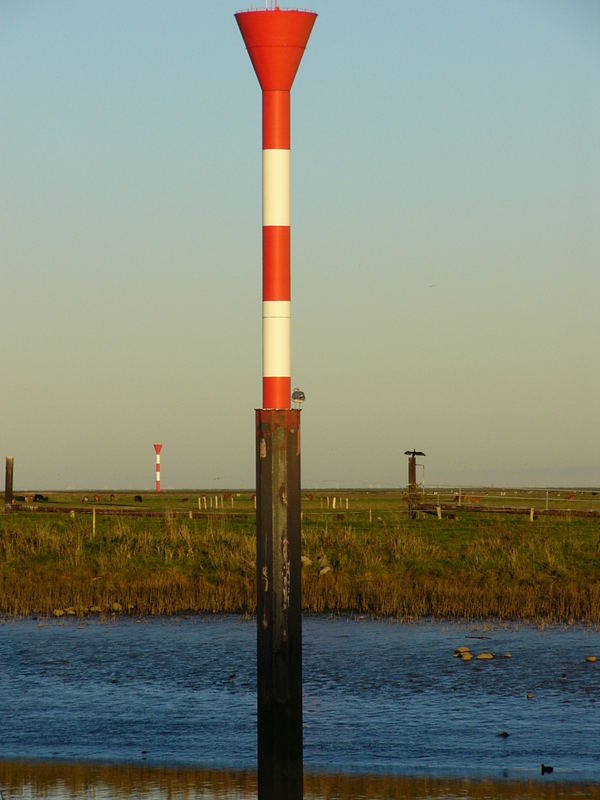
[153,443,162,493]
[236,7,317,410]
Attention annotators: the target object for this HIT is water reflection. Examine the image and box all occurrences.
[0,762,595,800]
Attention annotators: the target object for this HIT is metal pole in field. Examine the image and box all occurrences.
[236,6,316,799]
[153,443,162,493]
[408,454,417,490]
[4,456,14,511]
[405,449,425,520]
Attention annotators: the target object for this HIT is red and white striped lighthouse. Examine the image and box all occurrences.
[236,5,317,410]
[236,7,316,798]
[153,443,162,492]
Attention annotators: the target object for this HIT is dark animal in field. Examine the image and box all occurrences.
[94,494,100,503]
[109,493,115,502]
[33,494,48,502]
[134,495,143,504]
[82,496,89,503]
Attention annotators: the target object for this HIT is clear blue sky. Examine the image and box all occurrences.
[1,1,598,490]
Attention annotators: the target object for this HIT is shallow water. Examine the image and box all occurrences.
[0,615,599,797]
[0,762,596,800]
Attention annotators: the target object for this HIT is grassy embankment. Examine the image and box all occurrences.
[1,490,599,621]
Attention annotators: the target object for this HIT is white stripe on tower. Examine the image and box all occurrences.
[263,150,290,226]
[263,300,291,377]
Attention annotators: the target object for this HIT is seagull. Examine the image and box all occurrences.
[292,388,305,407]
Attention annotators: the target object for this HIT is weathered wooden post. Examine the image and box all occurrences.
[405,449,425,520]
[5,456,14,512]
[256,409,302,799]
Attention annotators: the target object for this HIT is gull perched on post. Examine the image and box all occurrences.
[292,388,305,408]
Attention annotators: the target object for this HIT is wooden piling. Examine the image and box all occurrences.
[408,455,417,519]
[255,409,302,800]
[4,456,14,511]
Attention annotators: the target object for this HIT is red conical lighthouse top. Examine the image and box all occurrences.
[235,7,317,91]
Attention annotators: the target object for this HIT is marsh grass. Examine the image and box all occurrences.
[1,508,599,620]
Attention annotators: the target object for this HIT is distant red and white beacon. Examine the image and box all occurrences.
[236,2,317,409]
[153,443,162,492]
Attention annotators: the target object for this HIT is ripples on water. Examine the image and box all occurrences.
[0,762,596,800]
[0,615,598,798]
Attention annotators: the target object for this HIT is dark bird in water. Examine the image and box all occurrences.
[497,731,510,738]
[541,764,554,775]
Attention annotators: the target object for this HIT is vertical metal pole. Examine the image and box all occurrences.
[5,456,14,511]
[408,454,417,488]
[408,454,417,519]
[256,408,302,800]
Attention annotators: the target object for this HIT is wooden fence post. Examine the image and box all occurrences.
[4,456,14,512]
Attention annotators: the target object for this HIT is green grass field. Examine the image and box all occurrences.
[4,486,599,515]
[2,488,599,621]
